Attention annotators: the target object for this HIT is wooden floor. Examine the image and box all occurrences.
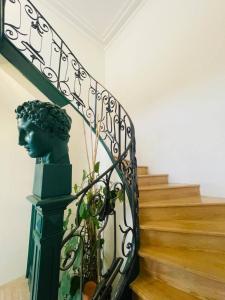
[130,166,225,299]
[0,277,29,300]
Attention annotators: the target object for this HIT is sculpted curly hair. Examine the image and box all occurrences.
[15,100,72,142]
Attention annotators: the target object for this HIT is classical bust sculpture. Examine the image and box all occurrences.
[15,100,72,165]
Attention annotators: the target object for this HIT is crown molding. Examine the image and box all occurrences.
[102,0,144,45]
[104,0,148,50]
[35,0,145,46]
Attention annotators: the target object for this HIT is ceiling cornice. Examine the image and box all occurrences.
[102,0,144,45]
[35,0,145,46]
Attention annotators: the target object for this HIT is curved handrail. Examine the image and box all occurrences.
[3,0,139,299]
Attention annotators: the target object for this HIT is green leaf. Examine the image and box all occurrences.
[92,216,100,229]
[94,161,100,173]
[58,288,67,300]
[74,184,78,193]
[59,271,71,298]
[79,201,89,220]
[86,190,93,202]
[110,190,117,200]
[73,242,83,269]
[96,238,104,249]
[103,187,108,195]
[63,209,72,232]
[82,170,87,181]
[117,190,125,202]
[64,236,79,256]
[70,289,81,300]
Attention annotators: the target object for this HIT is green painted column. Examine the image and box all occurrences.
[26,205,36,287]
[26,163,75,300]
[0,0,4,42]
[27,194,74,300]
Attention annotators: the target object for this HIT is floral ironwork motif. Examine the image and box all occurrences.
[4,0,139,299]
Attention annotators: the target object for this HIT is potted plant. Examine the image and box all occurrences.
[58,119,124,299]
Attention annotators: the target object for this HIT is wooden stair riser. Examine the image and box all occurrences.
[141,257,225,300]
[139,205,225,222]
[137,166,149,176]
[138,175,168,187]
[139,186,200,202]
[140,229,225,252]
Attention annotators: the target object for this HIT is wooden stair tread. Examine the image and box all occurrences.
[139,246,225,284]
[138,174,168,178]
[138,174,169,187]
[137,166,149,175]
[139,196,225,208]
[140,220,225,236]
[130,275,199,300]
[137,165,149,168]
[139,183,200,191]
[0,277,29,300]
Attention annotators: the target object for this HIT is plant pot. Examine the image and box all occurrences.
[83,281,97,300]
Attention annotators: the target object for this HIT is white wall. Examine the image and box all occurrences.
[0,60,43,285]
[105,0,225,197]
[0,0,105,282]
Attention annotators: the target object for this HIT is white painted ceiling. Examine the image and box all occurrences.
[36,0,144,45]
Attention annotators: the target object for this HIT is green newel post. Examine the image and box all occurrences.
[15,100,74,300]
[26,189,74,300]
[0,0,4,42]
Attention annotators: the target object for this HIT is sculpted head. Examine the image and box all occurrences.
[15,100,72,164]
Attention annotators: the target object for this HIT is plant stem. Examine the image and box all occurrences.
[82,118,91,174]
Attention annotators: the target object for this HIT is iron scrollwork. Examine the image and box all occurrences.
[4,0,139,299]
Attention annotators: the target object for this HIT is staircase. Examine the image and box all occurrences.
[131,165,225,300]
[2,169,225,300]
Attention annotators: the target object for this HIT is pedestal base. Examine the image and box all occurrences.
[26,194,75,300]
[33,163,72,198]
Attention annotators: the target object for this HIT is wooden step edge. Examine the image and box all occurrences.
[130,276,151,300]
[139,247,225,284]
[140,221,225,237]
[139,198,225,208]
[137,165,149,168]
[139,184,200,191]
[130,275,200,300]
[138,174,168,178]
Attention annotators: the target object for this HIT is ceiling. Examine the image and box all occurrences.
[35,0,144,45]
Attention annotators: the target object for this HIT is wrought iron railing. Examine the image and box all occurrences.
[2,0,139,299]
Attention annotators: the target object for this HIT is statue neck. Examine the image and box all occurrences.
[41,143,70,165]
